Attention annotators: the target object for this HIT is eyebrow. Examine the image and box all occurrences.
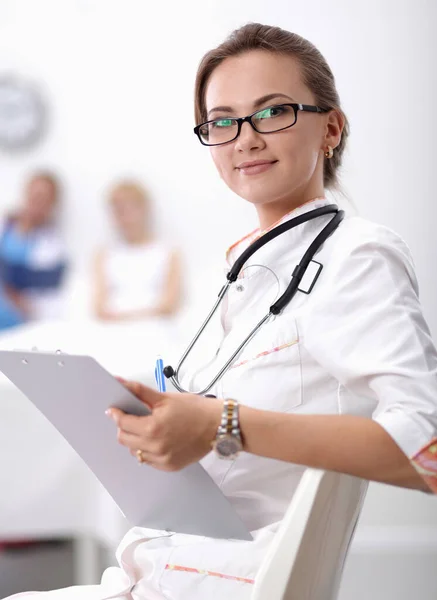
[207,93,297,118]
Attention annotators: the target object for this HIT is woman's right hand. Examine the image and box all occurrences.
[96,307,121,321]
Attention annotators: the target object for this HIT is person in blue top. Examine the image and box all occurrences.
[0,171,68,330]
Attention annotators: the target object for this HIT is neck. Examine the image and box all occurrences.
[16,215,38,234]
[255,193,325,231]
[124,232,150,245]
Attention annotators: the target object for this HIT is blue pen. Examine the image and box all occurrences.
[154,356,166,392]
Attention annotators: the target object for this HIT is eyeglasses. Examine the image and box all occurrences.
[194,103,329,147]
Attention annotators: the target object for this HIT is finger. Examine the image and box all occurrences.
[119,379,142,396]
[105,407,124,422]
[129,446,169,470]
[117,411,148,434]
[131,448,156,467]
[117,428,141,449]
[106,407,145,434]
[119,380,163,408]
[129,448,153,460]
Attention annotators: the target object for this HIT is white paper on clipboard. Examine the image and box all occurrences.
[0,350,252,541]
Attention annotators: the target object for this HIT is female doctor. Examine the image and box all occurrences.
[9,22,437,600]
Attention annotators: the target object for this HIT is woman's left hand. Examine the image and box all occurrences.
[106,379,223,471]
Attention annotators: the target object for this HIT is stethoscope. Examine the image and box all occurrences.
[163,204,344,395]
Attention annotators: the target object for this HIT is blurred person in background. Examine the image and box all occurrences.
[0,171,68,330]
[93,180,181,322]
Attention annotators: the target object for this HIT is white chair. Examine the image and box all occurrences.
[252,468,368,600]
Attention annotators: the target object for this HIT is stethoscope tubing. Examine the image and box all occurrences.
[164,204,344,395]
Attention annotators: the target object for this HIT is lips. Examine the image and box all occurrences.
[237,160,276,169]
[236,160,277,175]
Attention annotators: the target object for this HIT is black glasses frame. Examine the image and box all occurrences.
[194,103,330,146]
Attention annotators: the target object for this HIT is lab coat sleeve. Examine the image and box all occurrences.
[299,223,437,493]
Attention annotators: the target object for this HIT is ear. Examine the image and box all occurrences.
[323,109,344,152]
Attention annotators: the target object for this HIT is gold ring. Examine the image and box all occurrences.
[136,449,146,464]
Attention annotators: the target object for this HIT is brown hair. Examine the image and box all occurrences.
[194,23,349,191]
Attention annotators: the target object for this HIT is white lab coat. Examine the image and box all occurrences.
[7,197,437,600]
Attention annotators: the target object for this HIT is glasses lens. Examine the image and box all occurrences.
[199,118,238,145]
[252,104,296,133]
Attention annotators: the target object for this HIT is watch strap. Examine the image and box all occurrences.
[216,399,241,438]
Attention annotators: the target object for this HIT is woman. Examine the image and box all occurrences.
[93,181,181,322]
[0,171,67,329]
[8,23,437,600]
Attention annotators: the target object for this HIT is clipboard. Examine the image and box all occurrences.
[0,350,252,541]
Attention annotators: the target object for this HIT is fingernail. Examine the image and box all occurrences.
[105,409,112,417]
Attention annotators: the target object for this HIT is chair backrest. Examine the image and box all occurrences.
[252,468,368,600]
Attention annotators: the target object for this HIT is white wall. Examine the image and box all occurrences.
[1,0,436,311]
[1,1,436,596]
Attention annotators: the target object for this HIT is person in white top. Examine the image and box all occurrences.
[7,22,437,600]
[93,181,181,322]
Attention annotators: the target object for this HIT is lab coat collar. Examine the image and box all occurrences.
[225,196,334,269]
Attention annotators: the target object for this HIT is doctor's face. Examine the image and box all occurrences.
[204,50,331,217]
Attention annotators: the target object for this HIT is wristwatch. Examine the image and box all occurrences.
[211,398,243,460]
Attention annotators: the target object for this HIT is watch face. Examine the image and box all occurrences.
[215,435,242,459]
[0,75,47,151]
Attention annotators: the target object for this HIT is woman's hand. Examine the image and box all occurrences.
[106,379,223,471]
[95,307,123,322]
[97,307,153,322]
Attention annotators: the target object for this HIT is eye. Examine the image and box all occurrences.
[255,105,286,120]
[212,118,235,128]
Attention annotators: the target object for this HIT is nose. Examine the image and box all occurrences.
[234,120,265,153]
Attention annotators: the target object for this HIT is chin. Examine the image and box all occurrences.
[235,184,291,207]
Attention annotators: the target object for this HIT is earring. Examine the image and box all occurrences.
[325,146,334,159]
